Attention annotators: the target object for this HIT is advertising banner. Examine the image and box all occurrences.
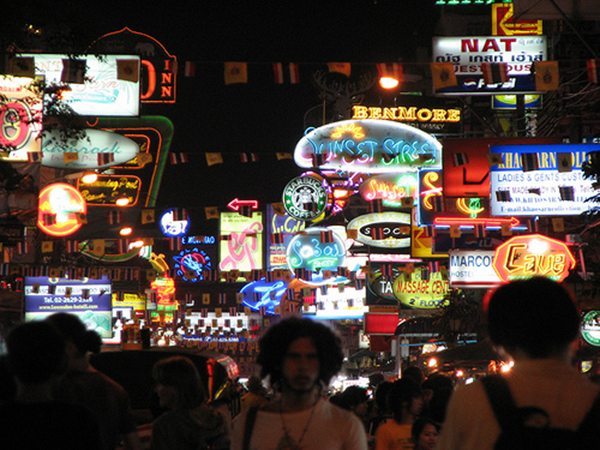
[448,249,501,288]
[219,212,263,272]
[24,276,112,337]
[266,204,305,270]
[490,143,600,216]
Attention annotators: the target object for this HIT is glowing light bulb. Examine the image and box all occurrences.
[119,226,133,236]
[116,197,130,207]
[80,172,98,184]
[379,76,399,90]
[427,357,438,368]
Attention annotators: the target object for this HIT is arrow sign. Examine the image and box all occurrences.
[227,198,259,212]
[492,4,542,36]
[434,216,520,228]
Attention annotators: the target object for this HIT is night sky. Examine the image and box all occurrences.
[8,0,442,230]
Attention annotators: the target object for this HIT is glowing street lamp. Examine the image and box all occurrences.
[119,226,133,236]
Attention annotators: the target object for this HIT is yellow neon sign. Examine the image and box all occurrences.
[352,105,461,123]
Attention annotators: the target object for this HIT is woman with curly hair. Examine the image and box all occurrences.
[231,317,367,450]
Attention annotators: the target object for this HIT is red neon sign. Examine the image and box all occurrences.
[434,216,520,228]
[37,183,87,237]
[492,234,576,283]
[227,198,259,212]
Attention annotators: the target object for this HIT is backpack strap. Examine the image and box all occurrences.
[242,406,259,450]
[480,375,519,432]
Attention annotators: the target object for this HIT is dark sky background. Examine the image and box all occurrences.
[9,0,442,232]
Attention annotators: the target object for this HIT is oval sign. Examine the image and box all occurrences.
[42,129,139,169]
[581,310,600,347]
[393,270,450,309]
[294,119,441,173]
[37,182,87,237]
[347,212,411,249]
[286,227,346,273]
[282,174,329,221]
[359,172,419,205]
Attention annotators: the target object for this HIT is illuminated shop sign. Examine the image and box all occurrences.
[151,276,176,310]
[359,173,419,207]
[77,175,141,206]
[37,182,87,237]
[286,227,346,275]
[442,137,560,197]
[90,27,177,104]
[393,271,450,309]
[283,174,329,221]
[306,285,367,320]
[347,212,411,250]
[490,143,599,216]
[267,204,305,270]
[24,276,112,338]
[432,36,547,95]
[435,0,512,5]
[581,311,600,347]
[492,234,576,283]
[21,53,140,116]
[492,94,541,110]
[412,209,448,258]
[294,119,442,173]
[173,247,213,282]
[491,3,543,36]
[366,263,402,305]
[42,129,139,169]
[160,208,190,237]
[448,249,501,288]
[112,292,146,312]
[219,212,263,272]
[0,75,42,161]
[240,278,288,315]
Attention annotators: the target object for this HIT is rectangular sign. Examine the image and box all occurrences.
[305,285,367,320]
[219,212,263,272]
[21,54,140,116]
[24,276,112,338]
[364,312,399,335]
[448,249,501,288]
[432,36,547,95]
[266,204,304,270]
[490,143,600,216]
[77,175,141,206]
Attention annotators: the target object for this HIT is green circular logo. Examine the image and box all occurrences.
[282,175,328,221]
[581,310,600,347]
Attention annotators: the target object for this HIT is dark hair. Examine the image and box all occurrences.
[375,381,394,413]
[412,417,441,443]
[402,366,424,386]
[152,356,206,409]
[388,378,422,419]
[7,321,66,383]
[486,277,580,358]
[256,317,343,388]
[342,385,368,408]
[45,313,102,355]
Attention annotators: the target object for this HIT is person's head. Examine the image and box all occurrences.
[486,277,580,359]
[256,317,343,392]
[412,418,441,450]
[341,385,369,417]
[152,356,206,410]
[6,321,67,384]
[402,366,424,387]
[388,378,424,423]
[45,313,102,361]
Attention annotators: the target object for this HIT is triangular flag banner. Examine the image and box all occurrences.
[552,217,565,232]
[327,62,351,77]
[431,62,458,91]
[240,152,259,163]
[169,152,189,165]
[288,63,300,84]
[496,190,511,202]
[116,59,140,83]
[205,152,223,166]
[452,152,468,167]
[107,210,122,225]
[27,151,42,163]
[587,59,599,84]
[64,152,79,163]
[41,241,54,254]
[98,153,115,166]
[557,153,573,173]
[488,153,503,166]
[273,63,284,84]
[559,186,574,201]
[521,153,539,172]
[481,62,509,85]
[141,209,155,224]
[276,152,292,160]
[7,57,35,78]
[205,206,220,220]
[184,61,196,77]
[224,62,248,85]
[61,58,86,84]
[534,61,559,91]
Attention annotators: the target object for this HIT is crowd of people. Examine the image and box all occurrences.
[0,277,599,449]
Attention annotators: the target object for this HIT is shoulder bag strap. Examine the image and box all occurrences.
[480,375,519,432]
[243,406,259,450]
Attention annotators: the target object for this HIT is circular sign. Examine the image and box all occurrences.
[160,208,190,237]
[581,311,600,347]
[173,248,212,282]
[283,175,328,221]
[286,227,346,277]
[37,183,87,237]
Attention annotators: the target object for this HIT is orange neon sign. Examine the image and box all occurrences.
[37,183,87,237]
[492,234,576,283]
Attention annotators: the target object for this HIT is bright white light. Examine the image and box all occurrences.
[455,369,464,377]
[80,172,98,184]
[427,357,438,368]
[128,240,144,249]
[528,238,549,254]
[116,197,130,207]
[119,226,133,236]
[379,76,399,89]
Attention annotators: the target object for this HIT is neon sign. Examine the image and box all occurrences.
[347,212,411,249]
[173,248,213,282]
[393,271,450,309]
[352,105,460,123]
[286,227,346,274]
[77,175,141,206]
[283,174,329,221]
[294,119,442,173]
[359,173,419,206]
[151,276,177,323]
[492,234,576,283]
[37,183,87,237]
[219,212,263,272]
[581,311,600,347]
[227,198,259,212]
[268,204,305,270]
[240,278,288,315]
[160,208,190,237]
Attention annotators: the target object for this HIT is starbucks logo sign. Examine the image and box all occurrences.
[283,175,328,221]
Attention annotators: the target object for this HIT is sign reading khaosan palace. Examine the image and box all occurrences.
[490,143,600,216]
[432,36,547,94]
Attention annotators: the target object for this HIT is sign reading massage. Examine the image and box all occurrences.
[21,53,140,116]
[490,143,600,216]
[294,119,442,173]
[432,36,547,95]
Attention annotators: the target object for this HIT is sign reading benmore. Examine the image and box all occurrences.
[352,105,460,123]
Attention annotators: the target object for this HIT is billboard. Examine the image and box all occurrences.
[448,249,501,288]
[266,204,304,270]
[490,143,599,216]
[24,276,112,338]
[432,36,547,95]
[219,212,263,272]
[21,53,140,116]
